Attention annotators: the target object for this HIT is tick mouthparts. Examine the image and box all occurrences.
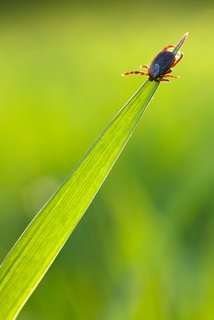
[173,32,189,55]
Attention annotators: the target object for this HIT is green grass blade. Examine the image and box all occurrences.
[0,79,159,319]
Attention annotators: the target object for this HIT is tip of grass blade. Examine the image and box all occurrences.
[173,32,189,55]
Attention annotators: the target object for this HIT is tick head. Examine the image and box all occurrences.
[149,63,160,79]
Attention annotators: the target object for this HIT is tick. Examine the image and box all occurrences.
[122,33,188,82]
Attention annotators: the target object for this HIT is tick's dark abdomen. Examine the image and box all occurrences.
[149,51,175,80]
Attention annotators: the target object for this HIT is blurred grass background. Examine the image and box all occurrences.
[0,1,213,319]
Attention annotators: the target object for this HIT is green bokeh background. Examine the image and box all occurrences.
[0,1,213,319]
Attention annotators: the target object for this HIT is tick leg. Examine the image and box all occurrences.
[159,78,170,83]
[162,44,175,52]
[171,52,183,68]
[122,71,148,76]
[163,74,180,79]
[161,74,179,82]
[139,65,149,70]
